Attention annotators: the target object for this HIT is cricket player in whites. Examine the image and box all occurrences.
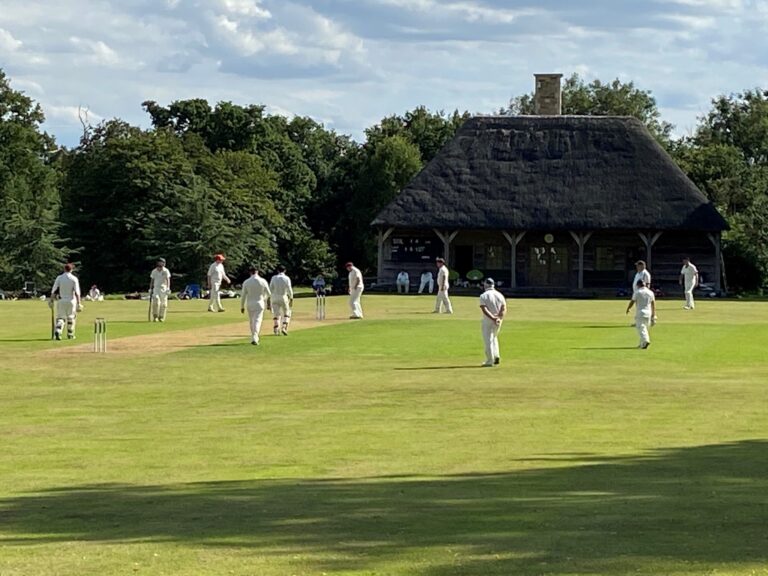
[626,279,657,349]
[479,278,506,366]
[679,257,699,310]
[149,258,171,322]
[269,265,293,335]
[241,265,271,345]
[632,260,651,293]
[433,257,453,314]
[346,262,364,319]
[50,263,82,340]
[207,254,231,312]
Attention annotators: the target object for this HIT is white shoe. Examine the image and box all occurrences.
[481,361,494,367]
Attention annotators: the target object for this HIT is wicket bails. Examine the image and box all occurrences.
[315,293,326,320]
[93,317,107,353]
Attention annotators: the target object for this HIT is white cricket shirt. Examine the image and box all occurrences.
[51,272,81,302]
[436,266,450,290]
[632,287,656,318]
[207,262,226,283]
[348,266,363,290]
[269,273,293,300]
[681,264,699,288]
[479,288,506,317]
[150,267,171,293]
[241,274,271,308]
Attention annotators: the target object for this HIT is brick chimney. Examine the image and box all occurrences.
[534,73,563,115]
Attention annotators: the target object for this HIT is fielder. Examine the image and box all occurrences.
[346,261,364,319]
[241,265,271,345]
[396,270,410,294]
[479,278,506,367]
[433,257,453,314]
[269,265,293,335]
[149,258,172,322]
[50,263,82,340]
[679,257,699,310]
[207,254,230,312]
[626,279,657,349]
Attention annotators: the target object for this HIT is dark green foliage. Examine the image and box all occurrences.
[0,70,68,290]
[673,90,768,291]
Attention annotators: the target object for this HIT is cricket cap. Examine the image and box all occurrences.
[635,260,646,267]
[156,257,166,264]
[214,254,226,262]
[484,278,495,287]
[435,257,445,264]
[345,261,354,268]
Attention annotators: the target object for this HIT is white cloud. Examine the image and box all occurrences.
[0,28,22,52]
[0,0,766,146]
[373,0,539,24]
[219,0,271,19]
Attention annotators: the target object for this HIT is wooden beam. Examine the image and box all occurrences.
[569,231,593,290]
[707,232,722,292]
[638,231,662,271]
[502,231,526,288]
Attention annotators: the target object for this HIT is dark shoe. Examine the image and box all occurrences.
[54,333,61,341]
[494,357,500,365]
[641,342,650,349]
[281,328,288,336]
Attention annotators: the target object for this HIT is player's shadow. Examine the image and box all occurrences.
[573,346,639,350]
[0,338,53,342]
[393,365,485,370]
[2,441,766,575]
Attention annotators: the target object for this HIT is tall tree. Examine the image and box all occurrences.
[673,89,768,290]
[0,69,68,290]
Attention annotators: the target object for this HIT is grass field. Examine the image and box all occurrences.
[1,294,768,575]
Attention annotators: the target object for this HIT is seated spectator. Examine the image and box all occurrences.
[396,270,410,294]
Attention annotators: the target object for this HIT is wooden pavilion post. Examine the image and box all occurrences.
[502,231,526,289]
[707,232,723,292]
[638,231,663,271]
[569,231,593,290]
[377,227,394,284]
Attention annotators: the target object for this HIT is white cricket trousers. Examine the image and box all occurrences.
[272,298,292,326]
[635,315,651,346]
[152,290,169,320]
[684,283,696,309]
[56,299,76,337]
[419,278,434,294]
[349,287,364,318]
[208,281,222,311]
[247,305,266,343]
[396,281,409,294]
[434,289,453,313]
[481,317,501,364]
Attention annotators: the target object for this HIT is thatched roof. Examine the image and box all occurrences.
[372,116,728,231]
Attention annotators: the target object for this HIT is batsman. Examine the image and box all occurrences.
[149,257,172,322]
[50,263,82,340]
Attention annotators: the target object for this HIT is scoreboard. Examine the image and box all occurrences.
[390,236,440,263]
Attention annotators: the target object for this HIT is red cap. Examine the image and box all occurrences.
[214,254,226,262]
[345,262,353,268]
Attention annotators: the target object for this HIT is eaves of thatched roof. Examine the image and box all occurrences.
[372,116,728,232]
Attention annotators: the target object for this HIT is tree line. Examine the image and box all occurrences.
[1,69,767,293]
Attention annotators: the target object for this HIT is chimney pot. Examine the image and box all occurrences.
[534,73,563,115]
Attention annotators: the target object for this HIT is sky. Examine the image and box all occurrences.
[1,0,767,147]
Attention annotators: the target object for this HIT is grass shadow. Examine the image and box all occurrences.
[2,441,767,574]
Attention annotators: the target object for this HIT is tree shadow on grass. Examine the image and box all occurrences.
[1,441,767,574]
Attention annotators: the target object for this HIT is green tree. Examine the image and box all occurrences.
[673,89,768,291]
[0,69,68,290]
[345,135,423,269]
[507,73,673,144]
